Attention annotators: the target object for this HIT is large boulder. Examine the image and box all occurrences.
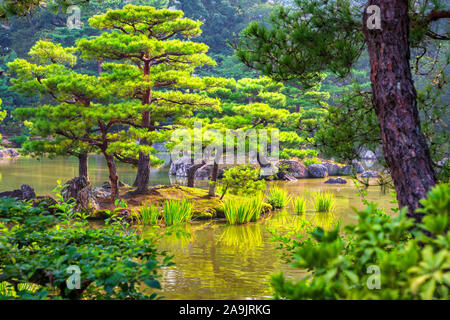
[93,187,111,199]
[195,163,225,180]
[0,148,20,159]
[0,184,36,200]
[322,161,364,176]
[360,171,380,178]
[308,164,328,178]
[325,177,347,184]
[322,161,341,176]
[276,160,308,180]
[353,161,365,174]
[62,176,99,212]
[169,156,204,177]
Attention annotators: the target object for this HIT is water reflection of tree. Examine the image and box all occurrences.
[218,224,263,250]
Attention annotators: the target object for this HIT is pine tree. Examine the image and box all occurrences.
[9,40,140,199]
[77,4,220,193]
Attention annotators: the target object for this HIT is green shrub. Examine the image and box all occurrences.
[140,201,161,225]
[303,157,322,166]
[271,183,450,300]
[220,165,266,199]
[223,195,263,225]
[283,148,319,160]
[0,198,172,300]
[312,191,335,212]
[294,196,307,214]
[163,199,193,226]
[266,187,291,209]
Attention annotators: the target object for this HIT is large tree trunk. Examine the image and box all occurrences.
[134,59,152,193]
[363,0,437,222]
[78,152,89,180]
[133,150,150,192]
[104,153,119,200]
[208,162,219,197]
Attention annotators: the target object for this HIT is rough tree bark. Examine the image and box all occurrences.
[363,0,437,222]
[208,162,219,197]
[78,152,89,180]
[104,153,119,200]
[133,59,152,193]
[133,150,150,192]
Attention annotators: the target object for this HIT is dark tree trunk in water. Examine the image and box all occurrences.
[78,152,89,180]
[104,153,119,200]
[187,162,205,188]
[363,0,437,222]
[208,162,219,197]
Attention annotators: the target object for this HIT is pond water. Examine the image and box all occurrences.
[0,155,395,300]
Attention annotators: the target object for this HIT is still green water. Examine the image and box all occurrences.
[0,156,394,299]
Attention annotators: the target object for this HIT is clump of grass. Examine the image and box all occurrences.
[266,187,291,209]
[294,196,307,214]
[163,199,193,226]
[223,195,263,225]
[312,192,335,212]
[139,201,161,225]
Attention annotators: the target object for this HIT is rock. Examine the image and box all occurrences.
[360,149,377,159]
[322,161,341,176]
[20,184,36,200]
[101,181,128,189]
[361,171,380,178]
[0,184,35,201]
[62,176,100,212]
[325,177,347,184]
[308,164,328,178]
[322,161,364,176]
[339,165,353,175]
[93,187,111,199]
[352,161,365,173]
[276,160,308,180]
[0,148,20,159]
[169,156,204,177]
[195,163,225,180]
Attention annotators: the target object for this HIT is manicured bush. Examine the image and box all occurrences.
[220,165,266,200]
